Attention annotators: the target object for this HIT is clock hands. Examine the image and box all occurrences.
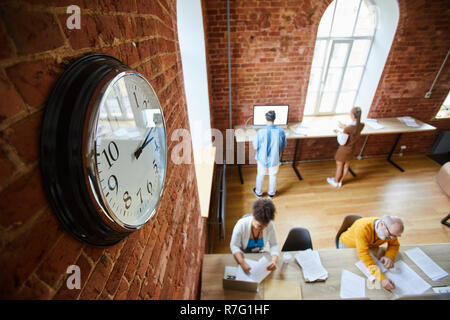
[134,127,155,159]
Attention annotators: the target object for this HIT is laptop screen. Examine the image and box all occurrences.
[253,105,289,126]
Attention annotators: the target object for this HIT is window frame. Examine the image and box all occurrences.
[305,0,377,116]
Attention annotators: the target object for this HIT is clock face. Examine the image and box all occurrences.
[89,72,167,228]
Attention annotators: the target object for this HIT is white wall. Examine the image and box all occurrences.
[355,0,399,120]
[177,0,212,160]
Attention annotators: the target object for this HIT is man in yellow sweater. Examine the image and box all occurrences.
[338,216,404,291]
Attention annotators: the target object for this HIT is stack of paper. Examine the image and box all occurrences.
[404,247,448,281]
[355,256,431,297]
[397,116,419,127]
[365,118,384,130]
[295,249,328,282]
[340,269,366,299]
[236,256,271,283]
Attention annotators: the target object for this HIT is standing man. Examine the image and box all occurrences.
[252,110,287,199]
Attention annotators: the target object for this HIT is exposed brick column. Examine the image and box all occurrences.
[0,0,206,300]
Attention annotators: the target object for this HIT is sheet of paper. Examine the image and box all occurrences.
[404,247,448,281]
[340,269,366,299]
[355,260,376,282]
[249,256,272,283]
[235,256,271,283]
[365,120,384,130]
[355,256,431,296]
[397,116,419,127]
[432,286,450,294]
[295,249,328,282]
[386,260,431,297]
[264,279,302,300]
[294,124,309,136]
[236,258,258,282]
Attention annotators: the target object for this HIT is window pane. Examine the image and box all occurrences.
[347,39,371,66]
[305,67,322,115]
[331,0,360,37]
[308,67,322,92]
[319,92,337,113]
[312,40,327,67]
[304,91,318,115]
[336,91,357,113]
[323,67,344,92]
[354,1,376,36]
[329,42,351,67]
[317,1,336,37]
[341,66,364,91]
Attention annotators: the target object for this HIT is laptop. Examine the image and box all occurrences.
[252,105,289,128]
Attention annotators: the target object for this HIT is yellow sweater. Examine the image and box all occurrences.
[339,217,400,282]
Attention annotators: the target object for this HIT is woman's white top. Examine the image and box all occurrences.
[229,215,279,256]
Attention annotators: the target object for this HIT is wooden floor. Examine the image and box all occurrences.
[210,155,450,253]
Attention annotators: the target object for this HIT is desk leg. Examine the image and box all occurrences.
[292,139,303,180]
[238,164,244,184]
[387,133,404,172]
[441,214,450,228]
[357,135,369,160]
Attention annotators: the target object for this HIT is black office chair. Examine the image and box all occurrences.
[335,214,362,248]
[281,227,313,251]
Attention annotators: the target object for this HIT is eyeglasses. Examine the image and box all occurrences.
[384,224,396,239]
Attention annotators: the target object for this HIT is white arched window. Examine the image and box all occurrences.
[304,0,378,115]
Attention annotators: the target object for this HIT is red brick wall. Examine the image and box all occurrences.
[203,0,450,163]
[0,0,206,299]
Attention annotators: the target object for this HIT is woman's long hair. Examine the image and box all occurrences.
[351,106,362,132]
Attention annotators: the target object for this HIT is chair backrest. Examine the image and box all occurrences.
[335,214,362,248]
[281,227,313,251]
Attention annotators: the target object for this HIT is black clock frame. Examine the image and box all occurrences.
[41,53,141,247]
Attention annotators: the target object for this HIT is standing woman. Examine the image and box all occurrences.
[327,107,365,188]
[230,199,279,274]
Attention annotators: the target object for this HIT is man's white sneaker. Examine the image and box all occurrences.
[327,177,338,188]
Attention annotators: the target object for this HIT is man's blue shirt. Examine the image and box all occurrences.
[252,124,287,167]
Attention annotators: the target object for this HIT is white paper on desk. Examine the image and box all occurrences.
[397,116,419,127]
[340,269,366,299]
[404,247,448,281]
[432,286,450,294]
[294,124,309,136]
[365,120,384,130]
[236,256,271,283]
[386,260,431,297]
[295,249,328,282]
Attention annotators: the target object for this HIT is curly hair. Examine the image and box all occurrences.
[252,199,275,224]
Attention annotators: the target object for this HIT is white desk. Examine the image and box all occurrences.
[234,116,436,182]
[201,243,450,300]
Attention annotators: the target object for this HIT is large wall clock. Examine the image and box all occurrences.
[41,54,167,246]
